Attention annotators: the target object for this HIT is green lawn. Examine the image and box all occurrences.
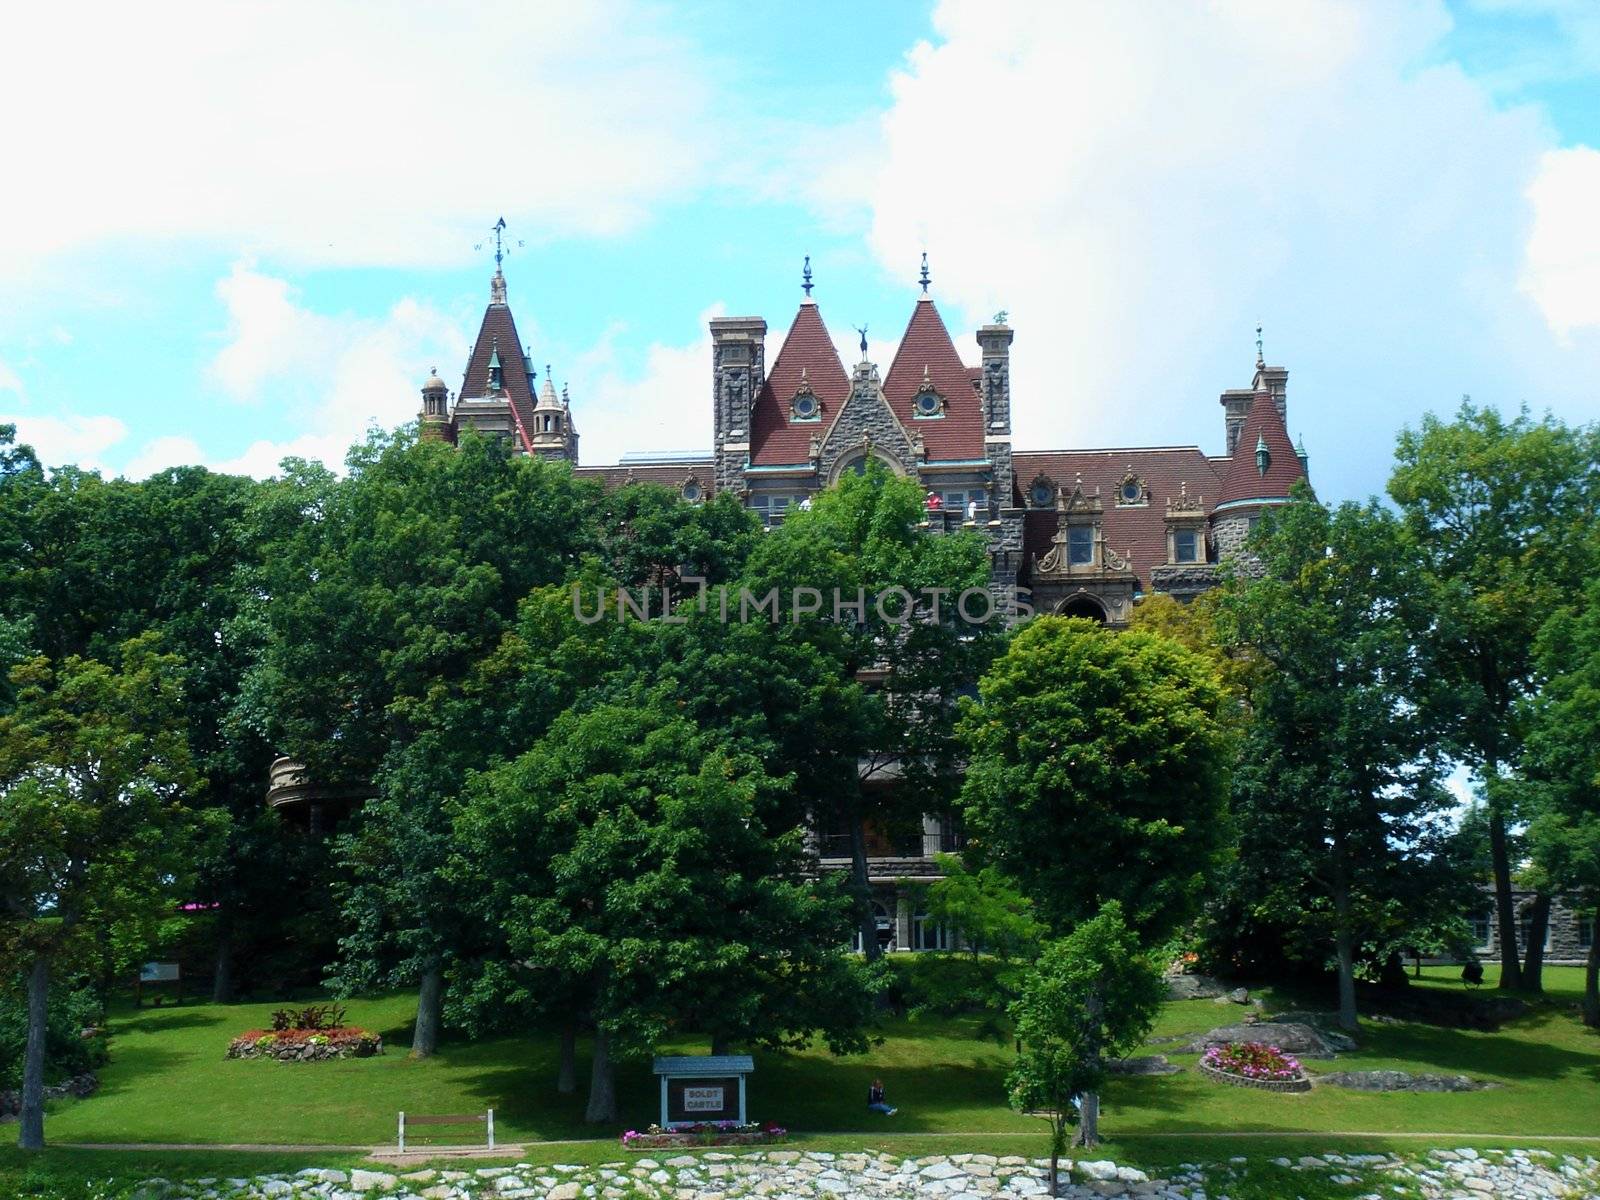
[7,965,1599,1152]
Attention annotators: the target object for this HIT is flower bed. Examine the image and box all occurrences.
[1200,1042,1310,1092]
[621,1121,787,1149]
[225,1027,383,1062]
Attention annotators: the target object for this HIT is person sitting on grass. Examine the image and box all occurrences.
[867,1078,897,1116]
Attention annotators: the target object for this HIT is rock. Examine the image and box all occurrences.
[922,1162,964,1180]
[1166,974,1228,1000]
[1077,1160,1119,1181]
[1228,987,1250,1004]
[1105,1055,1181,1075]
[349,1170,398,1192]
[1180,1021,1345,1058]
[549,1184,582,1200]
[1318,1070,1491,1092]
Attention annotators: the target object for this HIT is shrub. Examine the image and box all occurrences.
[0,985,107,1089]
[268,1003,347,1033]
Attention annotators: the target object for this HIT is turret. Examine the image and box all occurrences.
[418,367,453,443]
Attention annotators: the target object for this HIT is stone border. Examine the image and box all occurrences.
[1199,1061,1311,1093]
[622,1131,784,1151]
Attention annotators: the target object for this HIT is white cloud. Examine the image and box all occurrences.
[0,358,22,399]
[572,305,726,464]
[189,263,470,476]
[856,0,1599,501]
[122,435,206,480]
[0,413,128,472]
[1520,146,1600,338]
[0,1,712,279]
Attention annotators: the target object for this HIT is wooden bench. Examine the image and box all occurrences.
[396,1108,494,1152]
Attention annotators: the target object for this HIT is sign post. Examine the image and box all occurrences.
[651,1055,754,1129]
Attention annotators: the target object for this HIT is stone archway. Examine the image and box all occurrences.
[1057,593,1108,624]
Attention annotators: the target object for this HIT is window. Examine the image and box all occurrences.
[1579,914,1594,951]
[1470,911,1493,950]
[1030,481,1054,507]
[913,912,950,952]
[682,482,701,502]
[914,389,944,417]
[750,494,792,526]
[1068,525,1094,565]
[792,392,819,421]
[1174,528,1199,563]
[1120,478,1142,504]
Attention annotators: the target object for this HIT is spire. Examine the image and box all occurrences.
[919,251,931,295]
[477,217,521,305]
[802,255,814,300]
[1216,376,1305,509]
[487,338,503,392]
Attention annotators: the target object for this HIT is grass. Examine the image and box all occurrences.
[5,964,1598,1161]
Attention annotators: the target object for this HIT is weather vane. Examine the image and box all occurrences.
[855,323,869,359]
[475,217,523,269]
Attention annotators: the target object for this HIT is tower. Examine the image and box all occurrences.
[710,315,767,494]
[418,367,452,443]
[529,368,579,463]
[1210,366,1306,558]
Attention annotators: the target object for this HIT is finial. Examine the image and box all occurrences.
[802,255,813,298]
[1255,323,1264,368]
[919,252,930,294]
[562,383,570,406]
[922,363,931,386]
[545,363,551,381]
[855,323,869,359]
[476,217,522,304]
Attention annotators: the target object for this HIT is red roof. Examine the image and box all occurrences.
[881,297,985,462]
[750,303,850,467]
[458,301,537,453]
[1214,390,1305,509]
[1012,447,1225,589]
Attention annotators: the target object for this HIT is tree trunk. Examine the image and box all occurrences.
[1583,907,1599,1029]
[1332,877,1359,1033]
[557,1024,578,1094]
[1486,772,1522,990]
[1048,1120,1065,1195]
[711,1033,732,1056]
[849,811,880,962]
[19,955,48,1150]
[1072,1091,1100,1149]
[1522,893,1551,994]
[1071,978,1104,1149]
[212,924,235,1005]
[585,1028,617,1124]
[411,966,443,1059]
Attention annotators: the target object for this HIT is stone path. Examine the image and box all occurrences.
[126,1146,1600,1200]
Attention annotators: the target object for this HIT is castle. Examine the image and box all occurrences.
[417,258,1309,628]
[279,256,1315,954]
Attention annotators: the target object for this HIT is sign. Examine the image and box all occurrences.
[140,962,180,982]
[682,1086,725,1112]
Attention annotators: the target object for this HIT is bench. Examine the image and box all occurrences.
[396,1108,495,1152]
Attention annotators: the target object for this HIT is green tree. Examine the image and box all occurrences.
[452,697,872,1123]
[1007,901,1165,1166]
[1521,578,1600,1024]
[0,636,210,1149]
[1388,403,1600,990]
[957,616,1232,941]
[247,430,601,1055]
[1219,493,1453,1030]
[715,466,997,960]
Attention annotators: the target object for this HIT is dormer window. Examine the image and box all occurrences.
[1068,526,1094,565]
[682,481,702,502]
[1174,529,1199,563]
[1029,478,1056,508]
[790,371,821,422]
[912,365,945,418]
[1115,469,1146,506]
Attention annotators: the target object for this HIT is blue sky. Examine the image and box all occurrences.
[1,0,1598,503]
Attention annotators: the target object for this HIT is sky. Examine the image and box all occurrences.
[1,0,1598,504]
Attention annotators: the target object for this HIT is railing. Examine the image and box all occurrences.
[816,829,967,861]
